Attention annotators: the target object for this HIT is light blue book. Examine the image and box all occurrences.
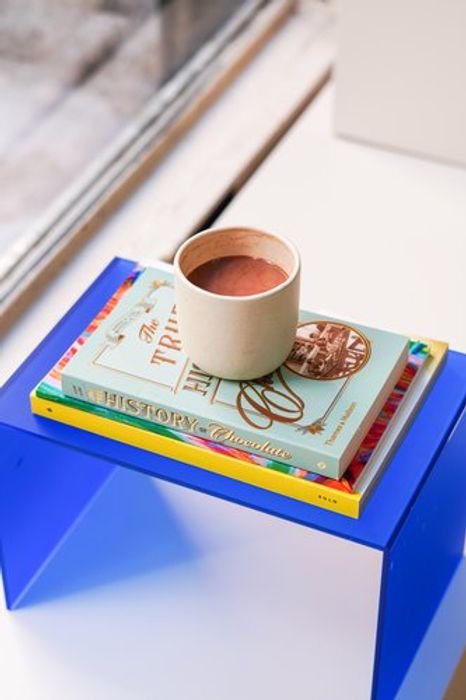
[61,266,409,479]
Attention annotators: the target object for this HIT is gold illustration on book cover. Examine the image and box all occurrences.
[91,279,372,444]
[285,321,371,380]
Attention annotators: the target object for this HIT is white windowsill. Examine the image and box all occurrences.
[217,85,466,353]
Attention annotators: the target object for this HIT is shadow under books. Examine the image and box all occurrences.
[20,469,199,607]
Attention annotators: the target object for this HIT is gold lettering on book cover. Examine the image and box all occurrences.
[139,319,159,343]
[183,366,215,397]
[89,390,199,432]
[150,305,181,366]
[236,369,305,430]
[208,422,292,459]
[93,284,187,391]
[324,402,357,446]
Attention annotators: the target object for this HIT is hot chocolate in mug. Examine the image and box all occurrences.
[174,227,301,380]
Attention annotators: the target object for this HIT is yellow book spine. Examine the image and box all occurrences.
[30,393,361,518]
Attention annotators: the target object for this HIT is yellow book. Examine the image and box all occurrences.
[30,339,447,519]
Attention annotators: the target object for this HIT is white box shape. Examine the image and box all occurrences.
[335,0,466,167]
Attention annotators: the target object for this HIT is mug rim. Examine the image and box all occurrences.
[174,226,300,302]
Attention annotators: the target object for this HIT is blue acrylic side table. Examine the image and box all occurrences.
[0,257,465,700]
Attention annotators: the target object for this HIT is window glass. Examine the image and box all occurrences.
[0,0,256,285]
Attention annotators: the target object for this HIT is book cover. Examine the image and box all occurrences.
[60,265,409,479]
[31,338,446,518]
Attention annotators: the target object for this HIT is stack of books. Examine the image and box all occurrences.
[31,263,447,518]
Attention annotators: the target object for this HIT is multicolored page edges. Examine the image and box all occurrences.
[32,266,431,513]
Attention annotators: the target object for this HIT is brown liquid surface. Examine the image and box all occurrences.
[188,255,288,296]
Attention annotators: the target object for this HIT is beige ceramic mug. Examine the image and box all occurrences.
[174,227,300,380]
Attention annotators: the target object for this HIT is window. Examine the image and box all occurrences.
[0,0,286,328]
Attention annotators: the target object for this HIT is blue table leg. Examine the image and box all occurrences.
[373,404,466,699]
[0,425,116,609]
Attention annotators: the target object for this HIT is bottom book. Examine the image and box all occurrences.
[30,338,447,518]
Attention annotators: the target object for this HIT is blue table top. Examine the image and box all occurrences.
[1,257,465,550]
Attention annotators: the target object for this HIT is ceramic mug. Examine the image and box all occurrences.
[174,226,300,379]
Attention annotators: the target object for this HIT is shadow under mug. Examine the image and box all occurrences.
[174,227,301,380]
